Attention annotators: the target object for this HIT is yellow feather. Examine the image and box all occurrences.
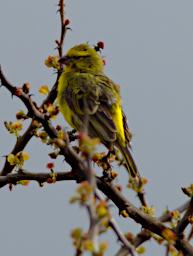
[112,105,125,146]
[57,72,74,128]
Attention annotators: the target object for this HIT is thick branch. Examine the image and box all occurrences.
[133,200,191,248]
[0,170,76,188]
[97,178,166,235]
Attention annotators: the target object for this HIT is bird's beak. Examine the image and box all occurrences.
[58,55,70,65]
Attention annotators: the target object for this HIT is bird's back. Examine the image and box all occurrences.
[57,70,128,148]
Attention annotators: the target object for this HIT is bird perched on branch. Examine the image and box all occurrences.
[57,43,140,179]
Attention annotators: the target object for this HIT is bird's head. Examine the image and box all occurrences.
[59,43,104,73]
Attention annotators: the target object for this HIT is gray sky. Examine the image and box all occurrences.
[0,1,193,255]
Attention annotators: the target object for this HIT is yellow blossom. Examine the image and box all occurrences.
[38,85,49,95]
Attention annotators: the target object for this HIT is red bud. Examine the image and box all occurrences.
[46,162,54,169]
[15,88,23,96]
[97,41,104,49]
[47,178,53,184]
[64,19,70,26]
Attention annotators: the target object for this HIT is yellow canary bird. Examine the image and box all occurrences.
[57,43,140,178]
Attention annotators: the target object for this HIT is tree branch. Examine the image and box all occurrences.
[176,197,193,235]
[132,200,191,248]
[0,169,76,188]
[110,218,137,256]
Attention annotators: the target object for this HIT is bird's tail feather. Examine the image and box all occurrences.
[119,145,140,179]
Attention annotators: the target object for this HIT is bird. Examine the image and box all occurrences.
[57,43,140,179]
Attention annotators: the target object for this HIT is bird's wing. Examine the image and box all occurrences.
[64,72,120,144]
[122,111,133,147]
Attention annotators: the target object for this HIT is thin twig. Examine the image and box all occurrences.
[159,200,190,222]
[57,0,67,58]
[96,191,136,256]
[188,225,193,241]
[110,218,137,256]
[165,245,169,256]
[176,197,193,235]
[137,188,148,207]
[86,155,99,252]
